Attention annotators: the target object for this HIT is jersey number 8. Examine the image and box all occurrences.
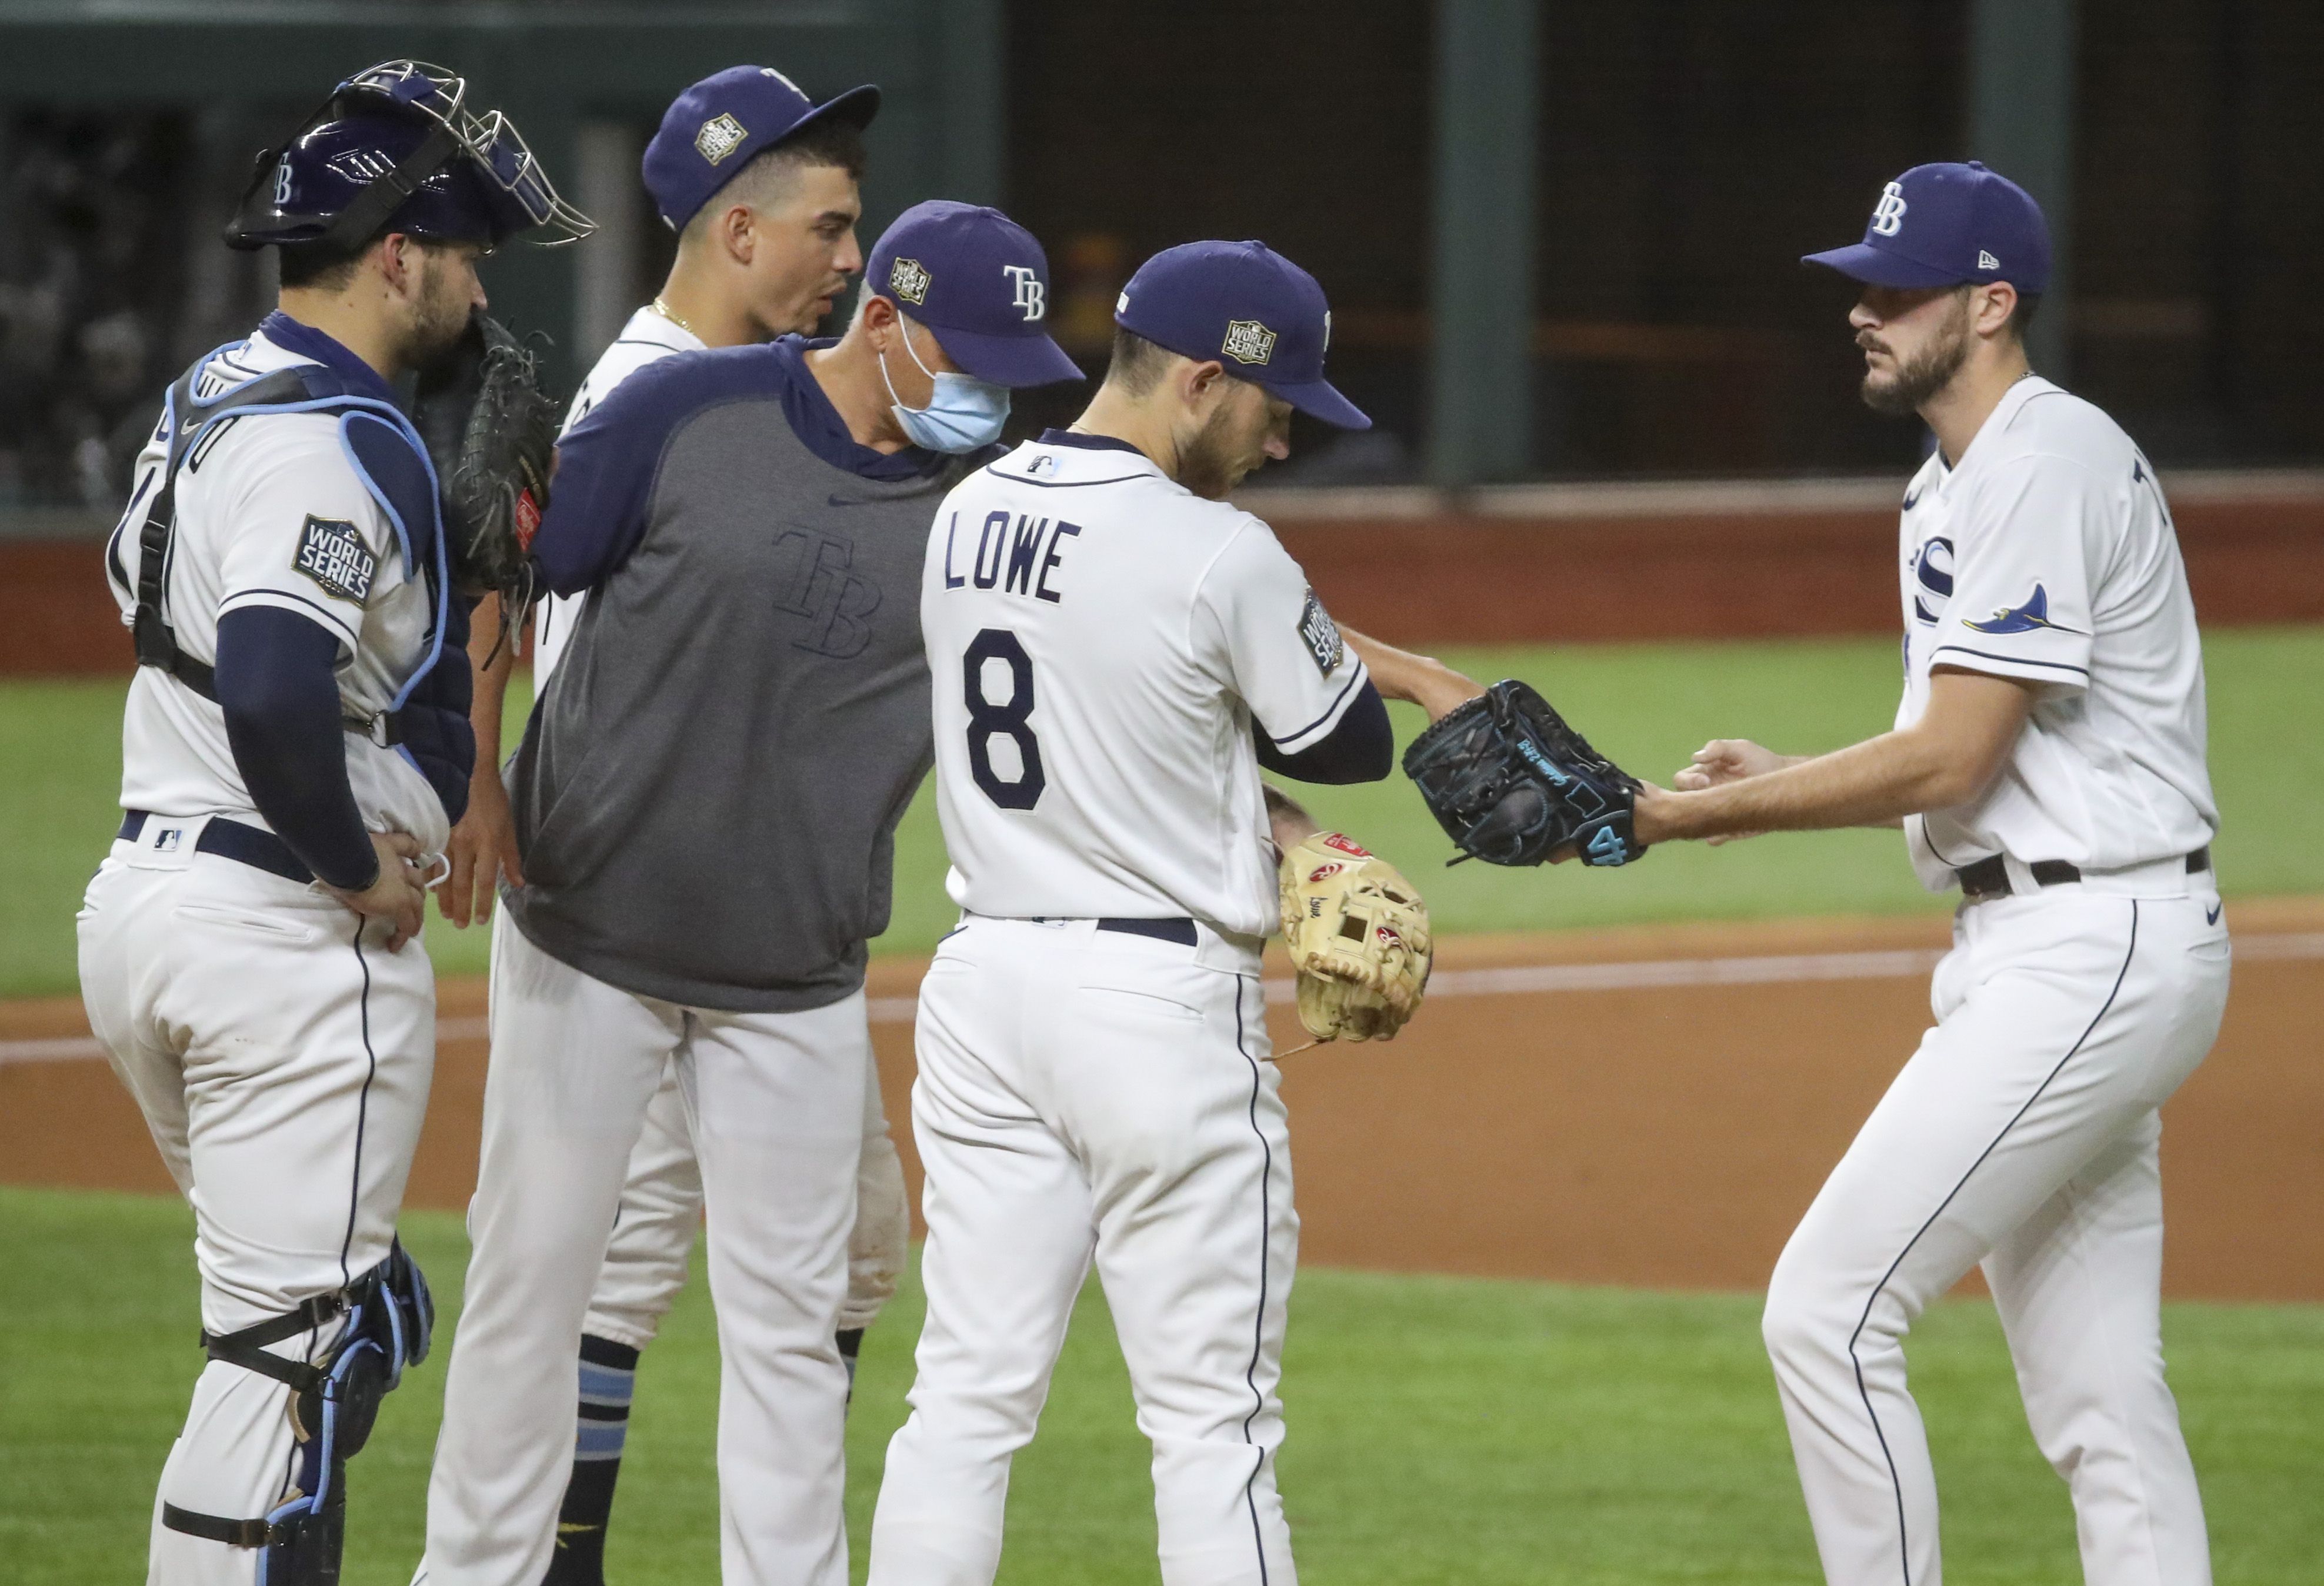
[964,628,1044,810]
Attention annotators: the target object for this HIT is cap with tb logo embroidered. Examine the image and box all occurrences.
[643,65,879,232]
[1803,161,2052,295]
[1113,240,1371,430]
[864,200,1083,388]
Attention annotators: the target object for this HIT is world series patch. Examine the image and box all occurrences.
[1298,587,1343,676]
[293,515,376,605]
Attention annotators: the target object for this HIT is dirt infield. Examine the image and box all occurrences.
[6,901,2320,1301]
[9,477,2322,670]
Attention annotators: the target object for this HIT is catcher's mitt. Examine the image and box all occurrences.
[1278,832,1433,1043]
[413,311,559,609]
[1402,679,1648,868]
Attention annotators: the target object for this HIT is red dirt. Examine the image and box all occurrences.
[8,901,2319,1303]
[10,488,2320,673]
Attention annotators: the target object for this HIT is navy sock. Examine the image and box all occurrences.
[545,1334,640,1586]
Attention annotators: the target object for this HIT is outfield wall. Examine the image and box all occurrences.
[6,472,2320,675]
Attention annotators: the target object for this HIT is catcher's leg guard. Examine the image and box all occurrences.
[160,1240,434,1584]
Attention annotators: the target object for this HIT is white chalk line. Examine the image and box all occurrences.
[11,931,2321,1066]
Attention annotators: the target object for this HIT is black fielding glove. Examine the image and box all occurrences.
[1402,679,1648,867]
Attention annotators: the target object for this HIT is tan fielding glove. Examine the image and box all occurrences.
[1278,832,1433,1043]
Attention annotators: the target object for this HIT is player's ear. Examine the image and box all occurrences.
[1182,358,1226,409]
[718,203,755,267]
[1976,281,2019,340]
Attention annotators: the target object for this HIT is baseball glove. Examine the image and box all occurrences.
[1278,832,1433,1043]
[1402,679,1649,868]
[412,311,559,609]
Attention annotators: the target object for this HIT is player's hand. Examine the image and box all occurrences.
[325,831,431,951]
[441,772,524,927]
[1676,738,1788,788]
[1674,739,1789,845]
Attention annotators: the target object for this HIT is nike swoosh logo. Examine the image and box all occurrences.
[2206,903,2222,925]
[1902,488,1922,510]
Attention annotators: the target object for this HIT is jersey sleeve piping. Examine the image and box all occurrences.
[1926,642,2089,683]
[216,587,361,653]
[1265,657,1372,750]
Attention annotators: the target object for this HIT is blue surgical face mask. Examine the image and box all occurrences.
[880,323,1010,453]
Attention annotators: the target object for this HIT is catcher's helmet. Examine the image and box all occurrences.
[226,60,593,253]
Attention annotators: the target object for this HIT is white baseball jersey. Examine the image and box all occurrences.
[102,326,449,853]
[1896,376,2218,890]
[921,432,1372,940]
[532,305,703,685]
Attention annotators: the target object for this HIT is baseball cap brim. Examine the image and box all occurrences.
[791,82,882,138]
[1801,242,1965,289]
[1259,375,1371,431]
[926,322,1085,388]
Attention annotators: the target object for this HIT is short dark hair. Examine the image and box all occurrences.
[1103,326,1178,395]
[276,233,375,291]
[278,229,460,292]
[685,118,869,241]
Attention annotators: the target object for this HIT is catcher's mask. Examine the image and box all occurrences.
[226,60,594,254]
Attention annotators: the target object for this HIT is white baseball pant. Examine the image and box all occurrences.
[1763,882,2230,1586]
[77,819,435,1586]
[869,916,1298,1586]
[415,910,865,1586]
[579,1047,908,1351]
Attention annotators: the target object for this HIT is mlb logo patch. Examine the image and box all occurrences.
[1222,319,1276,365]
[1296,588,1343,676]
[695,113,749,165]
[293,515,376,605]
[155,827,183,853]
[889,256,933,306]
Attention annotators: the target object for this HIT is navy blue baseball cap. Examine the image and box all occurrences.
[643,65,879,232]
[1113,240,1371,429]
[864,201,1082,388]
[1804,161,2052,294]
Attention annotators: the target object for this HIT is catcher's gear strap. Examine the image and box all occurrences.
[129,345,449,752]
[161,1240,434,1574]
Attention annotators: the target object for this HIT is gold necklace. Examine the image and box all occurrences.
[652,296,698,337]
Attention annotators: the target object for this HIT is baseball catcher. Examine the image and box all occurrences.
[1404,678,1649,867]
[1277,829,1433,1043]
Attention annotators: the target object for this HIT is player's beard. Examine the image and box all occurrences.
[1860,292,1972,417]
[1177,398,1268,501]
[405,251,476,369]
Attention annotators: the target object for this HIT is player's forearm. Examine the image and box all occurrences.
[1638,727,1978,842]
[1341,628,1482,722]
[465,593,518,782]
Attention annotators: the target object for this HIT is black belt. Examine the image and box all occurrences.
[1956,846,2209,903]
[1096,917,1199,947]
[118,810,314,886]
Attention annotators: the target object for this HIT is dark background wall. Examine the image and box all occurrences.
[1001,0,2323,482]
[1,0,2318,515]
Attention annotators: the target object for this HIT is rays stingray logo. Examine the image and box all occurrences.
[1964,582,2083,636]
[1912,536,1953,625]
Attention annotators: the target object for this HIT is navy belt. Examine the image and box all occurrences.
[1956,846,2209,903]
[118,810,314,886]
[1096,917,1199,947]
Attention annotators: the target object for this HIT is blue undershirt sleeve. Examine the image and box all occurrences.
[214,605,379,890]
[1253,679,1393,783]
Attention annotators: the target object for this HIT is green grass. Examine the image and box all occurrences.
[8,627,2320,994]
[2,1186,2319,1583]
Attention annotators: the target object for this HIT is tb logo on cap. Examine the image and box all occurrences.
[1870,181,1908,237]
[1003,265,1045,322]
